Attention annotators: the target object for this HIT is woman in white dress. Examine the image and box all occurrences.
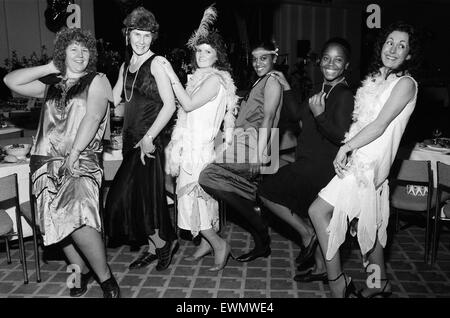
[308,22,422,298]
[159,6,238,271]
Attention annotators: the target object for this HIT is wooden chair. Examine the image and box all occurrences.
[389,159,434,263]
[431,162,450,263]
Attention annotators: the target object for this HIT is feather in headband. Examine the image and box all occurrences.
[186,4,217,49]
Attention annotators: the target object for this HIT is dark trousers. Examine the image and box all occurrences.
[199,163,270,249]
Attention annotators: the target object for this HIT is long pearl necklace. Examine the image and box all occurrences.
[321,77,347,99]
[123,65,140,102]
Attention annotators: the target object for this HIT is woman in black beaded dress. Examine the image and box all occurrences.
[105,7,178,271]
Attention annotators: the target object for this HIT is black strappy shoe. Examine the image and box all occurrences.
[328,272,358,298]
[357,279,392,298]
[155,240,179,271]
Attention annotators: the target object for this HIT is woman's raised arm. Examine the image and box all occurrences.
[3,61,59,98]
[156,57,220,112]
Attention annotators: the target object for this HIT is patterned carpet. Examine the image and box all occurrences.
[1,217,450,298]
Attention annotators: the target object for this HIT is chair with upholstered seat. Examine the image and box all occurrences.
[0,174,30,283]
[389,159,434,263]
[0,209,14,264]
[431,162,450,263]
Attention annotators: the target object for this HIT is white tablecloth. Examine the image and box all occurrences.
[0,160,32,238]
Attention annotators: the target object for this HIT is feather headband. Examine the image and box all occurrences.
[186,4,218,49]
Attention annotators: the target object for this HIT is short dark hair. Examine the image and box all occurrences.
[190,30,231,73]
[53,28,97,76]
[369,21,422,78]
[122,7,159,41]
[251,41,278,59]
[321,37,352,61]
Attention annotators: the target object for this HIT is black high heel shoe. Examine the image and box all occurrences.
[69,271,93,297]
[235,246,271,262]
[235,235,271,263]
[129,251,158,270]
[208,243,234,272]
[357,279,392,298]
[328,272,358,298]
[100,267,120,298]
[155,240,179,271]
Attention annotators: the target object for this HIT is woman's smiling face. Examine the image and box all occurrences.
[381,30,411,71]
[195,43,218,68]
[252,48,276,77]
[320,43,349,84]
[65,41,90,76]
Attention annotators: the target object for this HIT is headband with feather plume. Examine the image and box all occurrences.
[187,4,217,49]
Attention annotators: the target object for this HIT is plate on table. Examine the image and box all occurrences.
[426,145,450,153]
[422,138,450,153]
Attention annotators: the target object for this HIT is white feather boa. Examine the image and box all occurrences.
[165,68,238,177]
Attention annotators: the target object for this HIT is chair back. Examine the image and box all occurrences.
[0,174,19,203]
[390,159,431,186]
[437,162,450,191]
[389,159,433,212]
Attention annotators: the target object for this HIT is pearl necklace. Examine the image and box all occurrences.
[321,77,347,99]
[123,65,140,102]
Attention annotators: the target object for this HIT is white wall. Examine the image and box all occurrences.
[0,0,95,67]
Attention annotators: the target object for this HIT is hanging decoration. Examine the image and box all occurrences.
[44,0,73,33]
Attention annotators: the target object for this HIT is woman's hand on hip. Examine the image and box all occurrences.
[59,150,80,177]
[333,146,350,178]
[134,136,155,165]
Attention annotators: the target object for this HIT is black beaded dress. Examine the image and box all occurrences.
[105,55,176,248]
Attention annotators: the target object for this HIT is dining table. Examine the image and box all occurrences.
[0,136,33,238]
[0,126,25,139]
[397,139,450,186]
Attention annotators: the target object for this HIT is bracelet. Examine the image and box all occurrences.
[343,143,353,152]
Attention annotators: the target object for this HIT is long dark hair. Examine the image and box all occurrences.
[368,21,422,79]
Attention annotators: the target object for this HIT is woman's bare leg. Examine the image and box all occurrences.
[71,226,110,282]
[259,196,315,247]
[359,238,392,297]
[309,197,346,298]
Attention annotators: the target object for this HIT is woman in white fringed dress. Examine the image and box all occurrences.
[308,21,422,298]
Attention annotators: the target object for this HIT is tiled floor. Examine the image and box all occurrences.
[1,219,450,298]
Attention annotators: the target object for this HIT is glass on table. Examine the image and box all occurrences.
[432,128,442,145]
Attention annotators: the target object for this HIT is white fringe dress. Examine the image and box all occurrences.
[318,73,418,261]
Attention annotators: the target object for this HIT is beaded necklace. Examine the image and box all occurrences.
[56,77,81,119]
[123,65,140,102]
[321,76,347,99]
